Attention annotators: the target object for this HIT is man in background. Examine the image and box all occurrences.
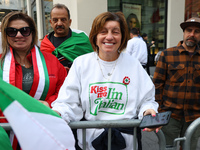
[40,3,93,72]
[126,28,147,68]
[153,17,200,149]
[142,33,155,75]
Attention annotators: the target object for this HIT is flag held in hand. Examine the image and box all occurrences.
[0,79,75,150]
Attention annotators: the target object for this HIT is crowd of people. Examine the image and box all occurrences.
[0,2,200,150]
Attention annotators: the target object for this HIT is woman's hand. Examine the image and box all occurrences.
[142,109,162,133]
[38,100,50,108]
[142,125,162,133]
[38,100,61,116]
[53,110,61,116]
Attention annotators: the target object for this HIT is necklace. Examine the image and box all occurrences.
[18,61,26,67]
[97,56,118,81]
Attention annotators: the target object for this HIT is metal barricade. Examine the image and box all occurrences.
[174,117,200,150]
[159,117,200,150]
[1,118,200,149]
[0,119,167,150]
[0,123,11,131]
[69,120,142,150]
[68,120,167,150]
[183,117,200,150]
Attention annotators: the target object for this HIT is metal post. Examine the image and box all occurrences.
[155,130,166,150]
[82,129,86,150]
[183,117,200,150]
[133,127,137,150]
[108,128,111,150]
[26,0,32,17]
[36,0,44,40]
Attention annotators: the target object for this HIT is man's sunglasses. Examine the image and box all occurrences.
[5,27,32,37]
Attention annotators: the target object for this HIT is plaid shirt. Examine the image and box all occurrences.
[153,41,200,122]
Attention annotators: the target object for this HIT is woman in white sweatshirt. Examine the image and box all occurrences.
[52,11,160,150]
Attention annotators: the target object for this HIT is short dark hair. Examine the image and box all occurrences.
[141,33,147,38]
[51,3,70,19]
[130,28,138,35]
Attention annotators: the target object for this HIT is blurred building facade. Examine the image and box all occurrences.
[0,0,199,51]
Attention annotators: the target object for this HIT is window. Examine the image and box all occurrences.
[185,0,200,20]
[108,0,167,66]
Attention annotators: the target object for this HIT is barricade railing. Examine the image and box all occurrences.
[183,117,200,150]
[0,119,167,150]
[1,118,200,150]
[163,117,200,150]
[168,117,200,150]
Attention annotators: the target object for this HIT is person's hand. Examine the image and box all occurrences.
[38,100,61,116]
[142,125,162,133]
[53,110,61,116]
[65,67,70,73]
[38,100,50,107]
[142,109,162,133]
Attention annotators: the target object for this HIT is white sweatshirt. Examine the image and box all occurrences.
[126,37,148,66]
[52,52,158,150]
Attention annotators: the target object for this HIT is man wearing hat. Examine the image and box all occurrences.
[153,17,200,149]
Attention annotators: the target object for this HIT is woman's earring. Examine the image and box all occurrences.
[118,49,120,53]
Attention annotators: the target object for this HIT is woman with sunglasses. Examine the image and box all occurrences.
[0,12,67,149]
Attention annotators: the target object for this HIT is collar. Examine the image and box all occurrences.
[177,41,200,54]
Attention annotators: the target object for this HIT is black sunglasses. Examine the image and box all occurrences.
[5,27,32,37]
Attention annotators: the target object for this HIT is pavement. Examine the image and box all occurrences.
[141,66,200,150]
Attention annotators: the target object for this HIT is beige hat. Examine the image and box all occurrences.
[180,17,200,31]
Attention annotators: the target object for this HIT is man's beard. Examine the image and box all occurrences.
[185,37,198,47]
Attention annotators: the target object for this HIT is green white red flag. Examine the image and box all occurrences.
[0,79,75,150]
[0,126,12,150]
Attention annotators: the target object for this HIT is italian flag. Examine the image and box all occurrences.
[0,126,12,150]
[0,79,75,150]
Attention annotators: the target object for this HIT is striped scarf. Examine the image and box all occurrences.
[0,45,49,100]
